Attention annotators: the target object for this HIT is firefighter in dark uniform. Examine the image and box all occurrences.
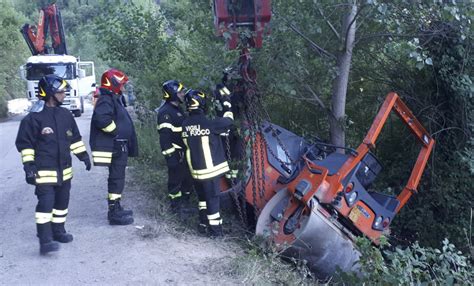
[157,80,193,215]
[181,89,234,237]
[213,83,243,181]
[90,68,138,225]
[15,75,91,255]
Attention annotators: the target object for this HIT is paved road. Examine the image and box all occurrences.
[0,104,237,285]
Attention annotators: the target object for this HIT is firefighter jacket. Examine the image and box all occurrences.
[90,88,138,166]
[181,100,234,180]
[15,105,89,185]
[157,101,186,167]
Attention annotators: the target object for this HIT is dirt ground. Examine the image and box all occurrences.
[0,105,241,285]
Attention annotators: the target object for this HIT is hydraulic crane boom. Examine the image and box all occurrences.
[21,4,67,55]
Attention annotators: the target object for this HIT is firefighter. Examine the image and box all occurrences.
[90,68,138,225]
[157,80,193,215]
[213,83,243,181]
[15,74,91,255]
[181,89,234,237]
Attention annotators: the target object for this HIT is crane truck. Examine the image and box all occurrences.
[19,3,96,117]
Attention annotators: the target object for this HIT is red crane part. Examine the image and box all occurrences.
[213,0,271,49]
[21,4,67,55]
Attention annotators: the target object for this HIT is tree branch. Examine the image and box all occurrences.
[304,84,326,110]
[273,11,336,59]
[287,21,336,59]
[355,32,435,45]
[317,6,340,40]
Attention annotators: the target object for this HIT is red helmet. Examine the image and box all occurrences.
[101,68,129,94]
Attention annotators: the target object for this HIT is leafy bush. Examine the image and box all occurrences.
[337,237,473,285]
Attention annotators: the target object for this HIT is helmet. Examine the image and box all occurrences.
[185,89,207,111]
[162,80,184,102]
[101,68,129,94]
[37,74,71,101]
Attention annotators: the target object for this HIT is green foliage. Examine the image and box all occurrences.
[0,0,30,117]
[337,237,474,284]
[87,0,474,251]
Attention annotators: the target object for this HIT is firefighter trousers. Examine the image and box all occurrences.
[167,159,193,201]
[107,146,128,202]
[35,180,71,243]
[194,177,222,235]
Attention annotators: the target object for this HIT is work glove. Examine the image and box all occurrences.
[23,163,38,185]
[82,157,92,171]
[214,84,231,102]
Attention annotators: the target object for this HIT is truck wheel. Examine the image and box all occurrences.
[73,110,81,117]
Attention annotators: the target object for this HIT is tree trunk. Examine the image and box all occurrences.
[329,2,357,151]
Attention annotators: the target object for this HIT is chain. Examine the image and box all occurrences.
[225,132,247,226]
[228,47,305,225]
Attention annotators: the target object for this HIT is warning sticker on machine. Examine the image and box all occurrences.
[349,205,371,223]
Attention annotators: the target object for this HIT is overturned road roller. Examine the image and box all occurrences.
[222,92,435,279]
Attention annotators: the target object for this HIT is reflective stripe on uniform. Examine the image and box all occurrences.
[92,151,113,164]
[92,151,113,158]
[52,208,68,223]
[172,143,182,149]
[157,123,182,133]
[169,191,182,199]
[207,213,220,220]
[225,169,239,179]
[223,111,234,120]
[21,149,35,163]
[219,87,231,96]
[38,170,57,177]
[209,219,223,225]
[36,170,58,184]
[191,163,230,180]
[207,212,222,225]
[192,161,229,175]
[102,121,117,133]
[162,147,176,155]
[52,216,67,223]
[35,212,53,224]
[183,138,195,174]
[223,101,232,108]
[36,177,58,184]
[108,193,122,200]
[198,201,207,210]
[201,136,213,169]
[208,212,223,226]
[63,167,73,181]
[70,140,87,154]
[53,209,68,216]
[93,157,112,164]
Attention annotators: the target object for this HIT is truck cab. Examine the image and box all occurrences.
[20,54,95,117]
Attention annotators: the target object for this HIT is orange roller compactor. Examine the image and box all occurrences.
[221,92,434,279]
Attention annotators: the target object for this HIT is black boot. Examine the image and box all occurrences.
[170,198,182,215]
[108,199,133,216]
[37,222,60,254]
[108,202,134,225]
[208,224,223,238]
[198,209,208,235]
[52,223,73,243]
[40,241,60,255]
[53,233,73,243]
[180,193,196,214]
